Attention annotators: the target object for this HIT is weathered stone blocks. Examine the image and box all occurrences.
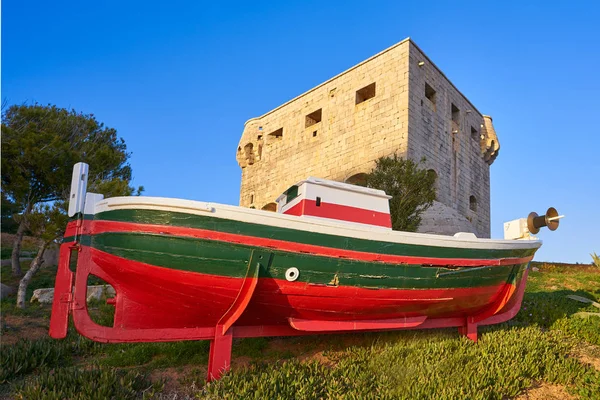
[236,38,499,237]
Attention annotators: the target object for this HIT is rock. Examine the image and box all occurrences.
[86,285,116,302]
[1,283,16,299]
[30,285,116,304]
[532,266,540,272]
[41,245,59,267]
[30,288,55,304]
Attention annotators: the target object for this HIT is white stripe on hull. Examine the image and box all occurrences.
[93,196,541,252]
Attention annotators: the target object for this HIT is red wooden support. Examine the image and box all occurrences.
[458,317,478,342]
[49,243,75,339]
[206,250,268,382]
[207,329,233,382]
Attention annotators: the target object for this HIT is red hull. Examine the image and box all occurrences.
[87,247,512,330]
[51,239,529,381]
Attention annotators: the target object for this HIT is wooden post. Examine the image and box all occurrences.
[207,329,233,382]
[458,318,478,342]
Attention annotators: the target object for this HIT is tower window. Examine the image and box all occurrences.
[471,126,478,140]
[268,128,283,139]
[425,83,436,109]
[469,195,477,212]
[451,104,460,125]
[355,83,376,104]
[305,109,322,128]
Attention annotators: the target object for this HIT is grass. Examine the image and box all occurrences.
[203,328,600,400]
[1,262,599,399]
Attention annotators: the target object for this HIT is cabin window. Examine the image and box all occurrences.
[285,185,299,203]
[269,128,283,140]
[316,197,321,207]
[425,83,436,110]
[305,109,322,128]
[355,83,376,105]
[469,195,477,212]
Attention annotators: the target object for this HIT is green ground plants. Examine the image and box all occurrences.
[1,262,599,399]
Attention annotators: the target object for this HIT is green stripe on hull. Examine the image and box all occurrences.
[92,209,536,260]
[89,232,526,290]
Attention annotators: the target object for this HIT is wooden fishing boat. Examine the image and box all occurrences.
[49,163,560,381]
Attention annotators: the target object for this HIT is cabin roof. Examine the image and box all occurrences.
[294,177,392,199]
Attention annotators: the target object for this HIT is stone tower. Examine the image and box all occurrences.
[236,38,500,237]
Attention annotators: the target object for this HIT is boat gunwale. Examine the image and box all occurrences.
[92,196,542,252]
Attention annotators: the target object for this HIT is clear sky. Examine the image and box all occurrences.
[2,1,599,263]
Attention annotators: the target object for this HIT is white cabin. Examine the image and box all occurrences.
[275,177,392,229]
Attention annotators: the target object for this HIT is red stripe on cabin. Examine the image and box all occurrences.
[284,199,392,228]
[83,220,533,267]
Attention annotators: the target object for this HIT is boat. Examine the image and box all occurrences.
[49,163,560,381]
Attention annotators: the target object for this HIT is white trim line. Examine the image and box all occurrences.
[93,196,542,252]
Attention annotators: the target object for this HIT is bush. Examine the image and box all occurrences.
[365,154,436,232]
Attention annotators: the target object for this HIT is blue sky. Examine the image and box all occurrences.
[2,1,599,262]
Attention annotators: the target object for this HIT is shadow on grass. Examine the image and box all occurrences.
[231,288,600,365]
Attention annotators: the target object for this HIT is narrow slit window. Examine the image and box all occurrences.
[316,197,321,207]
[471,126,478,140]
[469,195,477,212]
[305,109,322,128]
[355,83,376,105]
[451,104,460,125]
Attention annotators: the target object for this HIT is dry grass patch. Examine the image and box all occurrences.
[516,382,575,400]
[571,343,600,372]
[0,314,48,345]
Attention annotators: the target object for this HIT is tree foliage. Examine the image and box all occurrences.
[1,191,20,233]
[1,104,141,275]
[365,154,436,232]
[1,104,133,206]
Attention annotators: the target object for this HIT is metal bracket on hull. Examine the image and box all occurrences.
[207,250,272,382]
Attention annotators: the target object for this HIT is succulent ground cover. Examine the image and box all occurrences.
[1,262,599,399]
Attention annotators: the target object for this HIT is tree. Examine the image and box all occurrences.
[1,191,21,234]
[1,104,139,275]
[365,154,436,232]
[16,202,67,308]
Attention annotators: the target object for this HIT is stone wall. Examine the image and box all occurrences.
[406,43,496,237]
[236,38,499,237]
[237,39,412,211]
